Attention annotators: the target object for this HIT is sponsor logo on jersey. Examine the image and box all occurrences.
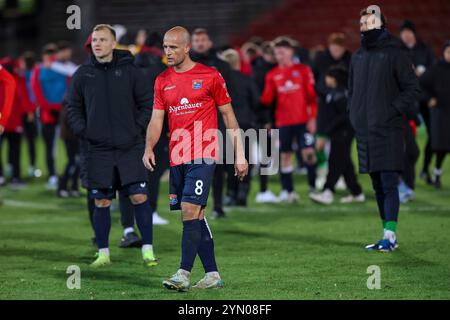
[169,194,178,206]
[192,80,203,89]
[168,97,203,113]
[278,80,300,93]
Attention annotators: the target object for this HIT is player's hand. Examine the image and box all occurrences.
[428,98,437,108]
[142,148,156,171]
[0,125,4,135]
[234,158,249,181]
[307,119,316,135]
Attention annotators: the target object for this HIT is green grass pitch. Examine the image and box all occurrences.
[1,129,450,299]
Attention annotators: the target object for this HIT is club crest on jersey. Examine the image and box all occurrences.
[292,70,300,78]
[169,194,178,206]
[192,80,203,89]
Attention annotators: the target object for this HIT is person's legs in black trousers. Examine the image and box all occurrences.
[118,189,141,248]
[148,137,169,213]
[5,132,22,184]
[22,113,38,176]
[324,133,362,196]
[369,171,400,247]
[225,163,238,205]
[433,150,447,188]
[310,132,362,205]
[420,104,434,184]
[42,124,57,188]
[212,164,225,217]
[340,137,363,197]
[402,129,420,190]
[58,139,80,196]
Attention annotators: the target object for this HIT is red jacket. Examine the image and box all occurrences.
[5,74,35,133]
[31,65,62,125]
[0,65,16,129]
[261,63,317,127]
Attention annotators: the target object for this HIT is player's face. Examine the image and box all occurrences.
[191,33,212,54]
[274,46,294,66]
[91,29,116,59]
[163,35,190,67]
[360,15,369,32]
[329,43,345,60]
[400,30,416,48]
[444,47,450,63]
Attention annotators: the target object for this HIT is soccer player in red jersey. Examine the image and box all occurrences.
[143,26,248,291]
[261,39,318,202]
[0,64,16,190]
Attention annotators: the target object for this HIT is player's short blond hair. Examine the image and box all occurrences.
[220,49,240,69]
[92,24,117,40]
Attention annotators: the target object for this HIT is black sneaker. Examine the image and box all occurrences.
[211,208,226,219]
[119,231,142,248]
[434,175,442,189]
[420,171,433,185]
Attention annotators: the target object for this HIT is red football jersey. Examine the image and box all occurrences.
[261,63,317,127]
[153,63,231,166]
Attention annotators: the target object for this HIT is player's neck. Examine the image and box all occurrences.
[173,58,196,73]
[96,53,114,64]
[279,61,293,68]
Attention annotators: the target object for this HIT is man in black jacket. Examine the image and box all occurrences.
[399,20,436,184]
[68,24,157,267]
[220,49,260,208]
[191,28,232,218]
[348,7,421,252]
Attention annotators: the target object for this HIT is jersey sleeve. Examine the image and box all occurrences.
[211,71,231,107]
[302,65,318,119]
[152,76,166,111]
[0,65,17,128]
[260,71,276,106]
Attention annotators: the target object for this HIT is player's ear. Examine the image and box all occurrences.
[185,43,191,54]
[112,39,117,49]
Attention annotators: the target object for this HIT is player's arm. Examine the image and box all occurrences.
[218,104,248,180]
[260,72,275,106]
[143,109,165,171]
[143,77,166,171]
[391,51,421,116]
[303,65,318,134]
[0,65,16,135]
[66,70,87,138]
[133,67,153,134]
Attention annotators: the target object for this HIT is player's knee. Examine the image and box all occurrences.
[95,199,112,208]
[181,203,201,221]
[129,194,147,205]
[280,152,292,168]
[302,148,317,165]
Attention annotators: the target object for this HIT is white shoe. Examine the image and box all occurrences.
[340,193,366,204]
[46,176,58,190]
[153,212,169,225]
[192,272,224,289]
[255,190,279,203]
[28,167,42,178]
[278,190,300,203]
[0,176,5,186]
[336,177,347,191]
[163,269,191,291]
[309,189,334,205]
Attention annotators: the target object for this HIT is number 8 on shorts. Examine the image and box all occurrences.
[195,180,203,195]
